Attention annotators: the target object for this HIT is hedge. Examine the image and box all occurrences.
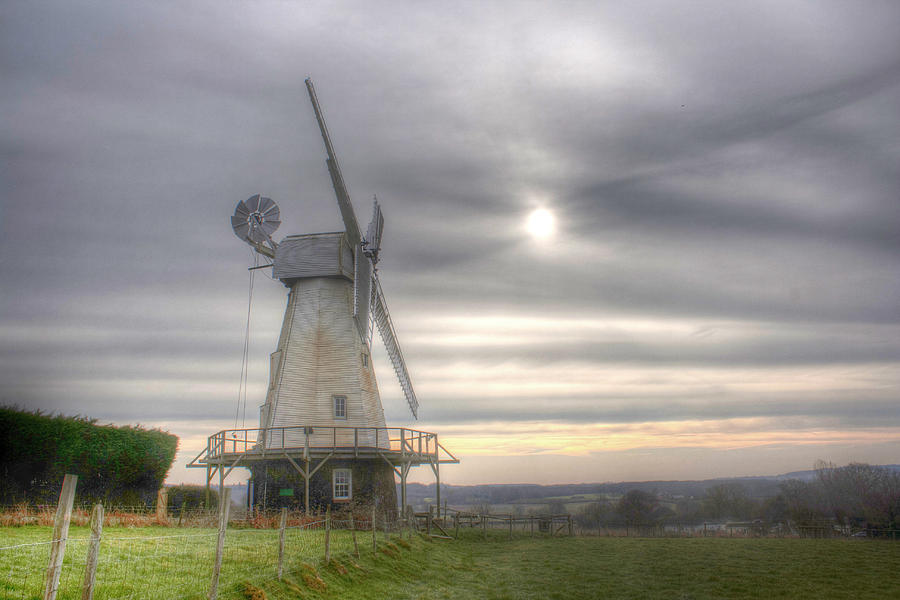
[0,406,178,506]
[167,484,218,511]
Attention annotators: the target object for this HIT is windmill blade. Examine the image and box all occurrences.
[355,200,384,343]
[353,247,373,346]
[372,275,419,419]
[305,78,361,247]
[365,199,385,262]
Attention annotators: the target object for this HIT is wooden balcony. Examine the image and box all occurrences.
[190,425,458,468]
[188,425,458,514]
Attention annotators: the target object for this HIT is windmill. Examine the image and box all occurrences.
[207,79,453,513]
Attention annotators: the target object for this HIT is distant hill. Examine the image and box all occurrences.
[402,465,900,507]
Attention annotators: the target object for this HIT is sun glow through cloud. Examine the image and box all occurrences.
[525,208,556,239]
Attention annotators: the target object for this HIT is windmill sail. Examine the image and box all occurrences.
[305,77,375,345]
[372,276,419,419]
[365,200,384,260]
[305,78,361,247]
[354,245,373,346]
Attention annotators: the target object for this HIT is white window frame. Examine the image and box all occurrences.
[333,395,347,419]
[333,468,352,500]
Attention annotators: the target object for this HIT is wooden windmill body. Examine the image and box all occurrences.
[261,231,394,448]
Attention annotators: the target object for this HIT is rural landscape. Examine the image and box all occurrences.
[3,1,900,599]
[2,406,899,598]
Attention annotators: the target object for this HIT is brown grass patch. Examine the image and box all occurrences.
[300,563,326,591]
[347,559,365,571]
[241,581,267,600]
[327,558,348,575]
[282,578,304,595]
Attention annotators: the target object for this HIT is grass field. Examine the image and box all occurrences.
[270,532,900,600]
[2,526,898,599]
[0,522,355,600]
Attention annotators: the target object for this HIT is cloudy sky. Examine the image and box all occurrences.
[2,1,898,486]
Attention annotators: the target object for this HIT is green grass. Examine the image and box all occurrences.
[2,526,898,599]
[265,530,900,600]
[0,523,357,600]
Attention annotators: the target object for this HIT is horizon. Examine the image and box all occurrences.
[160,461,899,489]
[2,1,898,489]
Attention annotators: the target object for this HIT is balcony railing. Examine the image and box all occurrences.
[196,426,456,464]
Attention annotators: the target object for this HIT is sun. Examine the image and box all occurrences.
[525,208,556,239]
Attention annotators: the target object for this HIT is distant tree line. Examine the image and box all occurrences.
[780,462,900,534]
[406,476,788,507]
[572,463,900,535]
[0,406,178,506]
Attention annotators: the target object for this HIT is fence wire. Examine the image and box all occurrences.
[1,537,56,599]
[94,532,218,600]
[2,509,557,600]
[282,519,326,566]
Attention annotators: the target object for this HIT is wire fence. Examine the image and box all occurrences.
[0,504,221,529]
[570,522,900,539]
[1,537,58,599]
[0,478,424,600]
[444,509,574,540]
[4,504,569,600]
[9,492,894,599]
[1,517,414,599]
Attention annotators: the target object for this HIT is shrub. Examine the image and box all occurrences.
[168,484,218,511]
[0,406,178,506]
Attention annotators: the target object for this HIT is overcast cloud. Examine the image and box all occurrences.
[2,1,898,485]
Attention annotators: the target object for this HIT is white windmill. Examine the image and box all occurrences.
[195,79,455,513]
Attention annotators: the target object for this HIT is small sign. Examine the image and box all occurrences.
[279,488,294,497]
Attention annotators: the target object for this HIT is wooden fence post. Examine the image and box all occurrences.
[155,488,168,524]
[350,514,360,559]
[208,487,231,600]
[530,516,534,538]
[384,510,389,540]
[454,513,459,538]
[277,507,287,580]
[568,515,574,537]
[508,515,513,540]
[80,503,103,600]
[371,504,377,552]
[407,505,416,533]
[43,473,77,600]
[401,506,407,539]
[482,514,487,540]
[324,506,331,563]
[427,505,432,537]
[178,500,188,527]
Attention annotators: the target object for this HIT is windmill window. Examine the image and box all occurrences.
[333,469,351,500]
[333,395,347,419]
[361,353,369,367]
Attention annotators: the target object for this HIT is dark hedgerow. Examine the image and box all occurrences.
[167,484,218,511]
[0,405,178,506]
